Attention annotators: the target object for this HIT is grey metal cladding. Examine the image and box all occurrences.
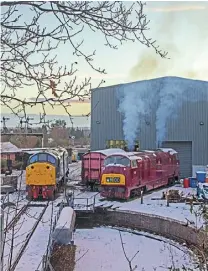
[91,84,123,150]
[162,141,192,178]
[91,76,208,165]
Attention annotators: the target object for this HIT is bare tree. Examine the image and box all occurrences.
[1,1,168,123]
[118,230,139,271]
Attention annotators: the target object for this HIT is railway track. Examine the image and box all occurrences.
[4,201,31,233]
[9,202,49,271]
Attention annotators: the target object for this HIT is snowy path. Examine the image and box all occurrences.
[3,206,46,271]
[74,227,199,271]
[15,203,59,271]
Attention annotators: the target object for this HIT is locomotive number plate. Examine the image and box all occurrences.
[106,177,120,183]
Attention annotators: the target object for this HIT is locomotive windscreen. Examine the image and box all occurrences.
[28,153,57,165]
[104,156,130,166]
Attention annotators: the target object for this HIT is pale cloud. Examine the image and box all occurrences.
[147,5,207,12]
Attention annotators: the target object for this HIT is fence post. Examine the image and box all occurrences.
[141,190,143,204]
[93,195,96,212]
[166,191,170,207]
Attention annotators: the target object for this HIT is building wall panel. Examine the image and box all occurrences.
[91,77,208,168]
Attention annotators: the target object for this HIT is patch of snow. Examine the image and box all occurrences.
[66,162,204,226]
[93,148,126,156]
[95,187,205,227]
[68,162,82,181]
[55,207,75,230]
[0,142,20,153]
[158,148,178,155]
[74,227,198,271]
[3,207,45,270]
[15,203,59,271]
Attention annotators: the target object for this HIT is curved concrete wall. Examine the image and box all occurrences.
[76,209,208,250]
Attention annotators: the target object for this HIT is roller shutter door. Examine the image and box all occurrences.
[161,141,192,178]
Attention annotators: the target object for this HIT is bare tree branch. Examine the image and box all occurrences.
[1,1,168,123]
[118,230,139,271]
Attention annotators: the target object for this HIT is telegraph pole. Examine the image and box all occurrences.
[1,117,9,133]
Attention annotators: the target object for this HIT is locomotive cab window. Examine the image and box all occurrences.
[38,153,47,162]
[29,154,38,164]
[104,156,130,167]
[131,160,137,168]
[47,154,56,165]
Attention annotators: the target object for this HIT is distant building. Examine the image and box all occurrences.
[90,76,208,178]
[0,142,20,161]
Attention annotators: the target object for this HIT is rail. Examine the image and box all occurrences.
[9,202,49,271]
[4,201,31,233]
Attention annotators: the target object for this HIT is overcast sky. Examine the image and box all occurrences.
[2,1,208,116]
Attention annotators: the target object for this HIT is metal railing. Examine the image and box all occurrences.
[72,193,99,212]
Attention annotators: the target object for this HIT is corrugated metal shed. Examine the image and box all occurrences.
[91,76,208,177]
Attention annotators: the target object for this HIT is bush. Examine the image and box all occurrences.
[1,159,7,168]
[13,161,23,170]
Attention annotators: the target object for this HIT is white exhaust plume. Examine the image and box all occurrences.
[117,77,208,149]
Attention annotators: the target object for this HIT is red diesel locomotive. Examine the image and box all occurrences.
[100,148,180,199]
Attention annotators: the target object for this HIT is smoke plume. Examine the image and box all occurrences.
[117,77,208,149]
[117,81,157,150]
[129,5,208,82]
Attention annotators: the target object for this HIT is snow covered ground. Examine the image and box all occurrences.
[1,162,205,271]
[3,206,45,270]
[68,162,82,181]
[74,227,199,271]
[15,203,59,271]
[67,163,204,227]
[96,186,203,226]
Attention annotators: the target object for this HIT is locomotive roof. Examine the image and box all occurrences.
[107,151,143,161]
[28,147,67,157]
[92,148,126,156]
[157,148,178,155]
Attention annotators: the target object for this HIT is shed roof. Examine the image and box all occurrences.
[0,142,20,153]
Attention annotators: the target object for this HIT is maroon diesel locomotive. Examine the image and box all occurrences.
[100,148,180,199]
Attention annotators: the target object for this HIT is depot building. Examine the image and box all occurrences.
[90,76,208,178]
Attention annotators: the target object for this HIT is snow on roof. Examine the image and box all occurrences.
[55,207,76,230]
[158,148,177,155]
[0,142,20,153]
[93,148,126,156]
[106,151,142,160]
[198,183,208,188]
